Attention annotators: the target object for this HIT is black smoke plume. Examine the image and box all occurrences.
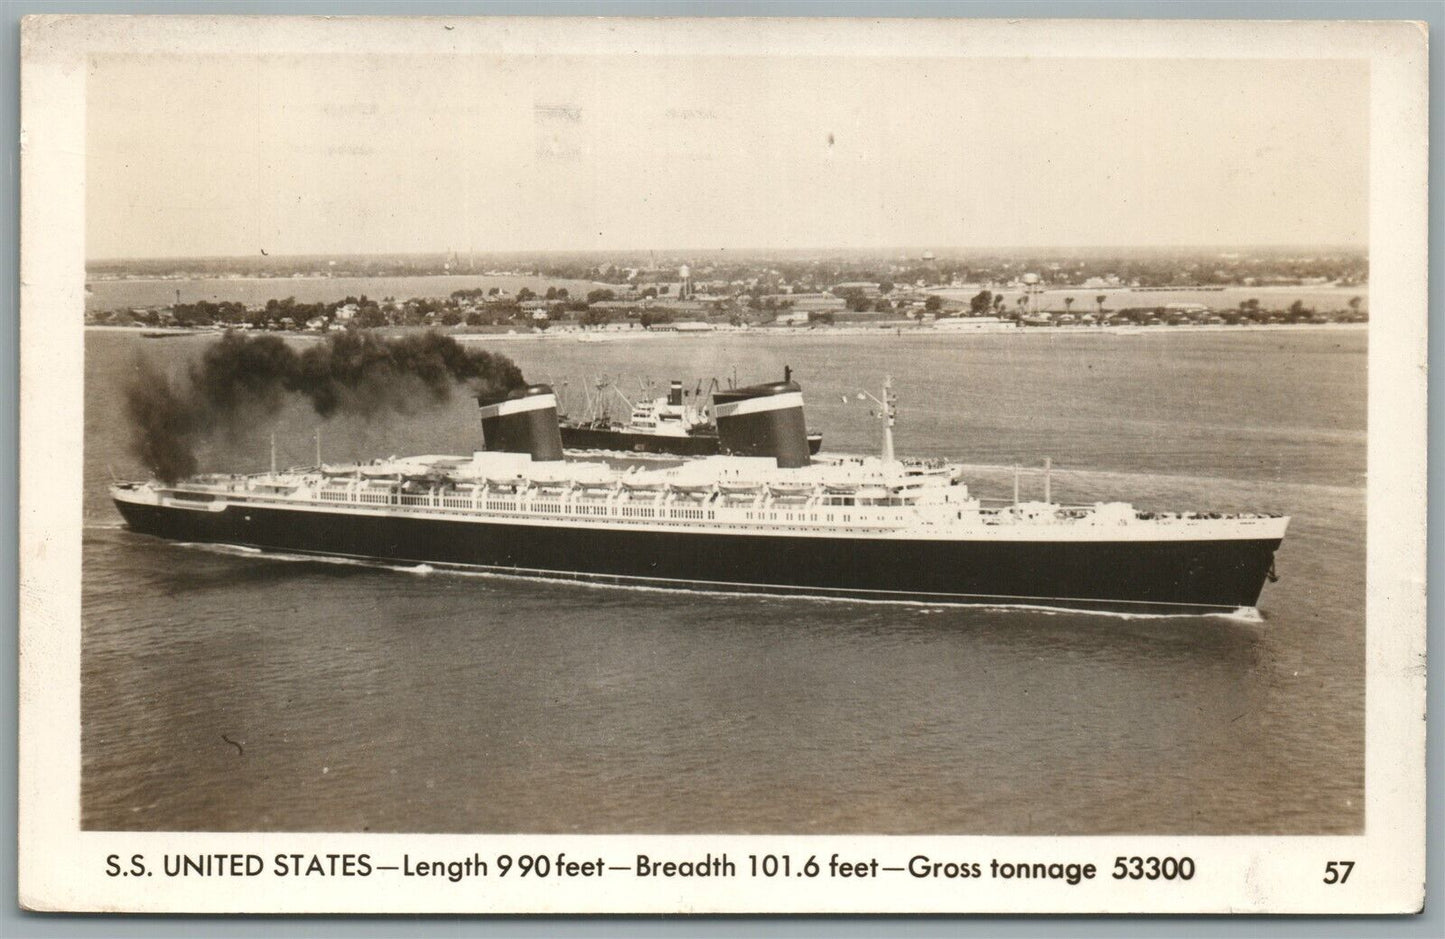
[125,330,526,482]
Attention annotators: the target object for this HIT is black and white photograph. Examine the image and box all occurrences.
[17,15,1427,915]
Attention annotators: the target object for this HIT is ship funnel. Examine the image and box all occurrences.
[668,380,683,406]
[712,373,811,468]
[478,384,564,461]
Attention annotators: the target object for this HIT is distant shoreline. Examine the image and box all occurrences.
[86,322,1370,340]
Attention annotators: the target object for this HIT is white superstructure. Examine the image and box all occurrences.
[114,449,1288,544]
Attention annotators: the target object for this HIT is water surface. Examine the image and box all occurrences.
[82,327,1365,833]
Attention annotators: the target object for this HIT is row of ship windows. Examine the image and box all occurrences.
[747,512,849,523]
[205,494,940,533]
[477,501,723,521]
[310,494,1091,529]
[322,492,916,521]
[290,492,900,526]
[326,491,771,522]
[321,490,880,512]
[305,494,1107,528]
[213,495,961,536]
[205,496,1158,534]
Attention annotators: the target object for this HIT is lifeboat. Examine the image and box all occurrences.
[717,482,764,496]
[667,482,715,494]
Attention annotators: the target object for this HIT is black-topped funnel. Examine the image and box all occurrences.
[712,370,811,468]
[477,384,564,461]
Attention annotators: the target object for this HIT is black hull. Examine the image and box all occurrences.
[114,500,1283,615]
[559,426,824,457]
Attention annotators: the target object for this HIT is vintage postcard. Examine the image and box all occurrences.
[18,15,1427,914]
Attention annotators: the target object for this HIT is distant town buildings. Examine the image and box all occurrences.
[83,248,1370,333]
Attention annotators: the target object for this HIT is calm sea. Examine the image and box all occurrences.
[82,327,1366,834]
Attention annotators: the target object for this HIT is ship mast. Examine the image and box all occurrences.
[881,376,896,463]
[856,377,898,463]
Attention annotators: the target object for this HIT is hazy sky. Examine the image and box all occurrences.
[87,53,1368,259]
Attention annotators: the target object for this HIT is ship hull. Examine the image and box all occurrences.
[113,498,1283,615]
[559,425,824,457]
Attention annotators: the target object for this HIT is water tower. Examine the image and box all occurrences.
[1022,272,1043,316]
[679,264,693,300]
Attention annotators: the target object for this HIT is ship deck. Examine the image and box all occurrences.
[112,465,1288,544]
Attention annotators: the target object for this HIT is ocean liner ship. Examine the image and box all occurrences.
[559,376,823,457]
[112,378,1289,615]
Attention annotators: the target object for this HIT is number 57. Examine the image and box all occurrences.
[1324,861,1354,884]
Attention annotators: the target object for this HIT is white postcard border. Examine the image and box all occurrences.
[17,15,1428,914]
